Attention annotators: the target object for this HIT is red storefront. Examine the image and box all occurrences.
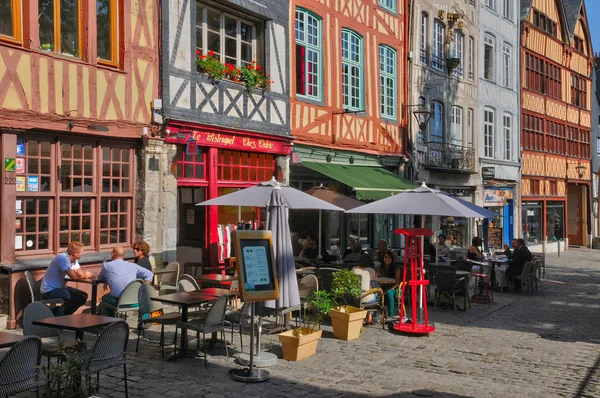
[165,123,291,266]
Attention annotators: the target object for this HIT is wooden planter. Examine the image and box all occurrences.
[329,306,368,341]
[278,328,322,361]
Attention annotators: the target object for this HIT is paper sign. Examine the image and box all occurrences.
[15,158,24,174]
[186,208,195,224]
[242,246,270,286]
[4,158,15,172]
[16,177,25,192]
[15,219,21,230]
[27,176,39,192]
[15,236,22,250]
[16,140,25,156]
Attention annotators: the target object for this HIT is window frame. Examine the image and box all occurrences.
[0,0,22,44]
[467,108,473,147]
[379,45,397,120]
[430,101,444,143]
[420,12,429,65]
[378,0,396,13]
[450,106,463,146]
[432,20,445,71]
[38,0,83,58]
[484,108,494,158]
[468,36,474,80]
[484,0,496,11]
[341,28,364,112]
[96,0,120,67]
[503,0,512,21]
[484,34,495,82]
[502,44,511,88]
[571,73,587,109]
[451,31,464,78]
[503,113,511,160]
[294,7,323,101]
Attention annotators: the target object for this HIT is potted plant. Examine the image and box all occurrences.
[278,290,332,361]
[39,340,90,397]
[328,268,368,341]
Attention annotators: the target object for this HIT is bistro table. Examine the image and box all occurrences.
[194,274,236,287]
[67,277,101,315]
[153,268,177,276]
[0,332,24,348]
[483,257,509,290]
[194,287,238,298]
[375,277,396,285]
[32,314,120,341]
[151,292,215,359]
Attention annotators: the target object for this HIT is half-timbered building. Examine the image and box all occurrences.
[0,1,159,326]
[289,0,415,254]
[520,0,593,251]
[156,0,291,266]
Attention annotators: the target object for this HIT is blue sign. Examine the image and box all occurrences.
[27,176,38,192]
[16,140,25,156]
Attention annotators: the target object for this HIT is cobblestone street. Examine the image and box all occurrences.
[28,249,600,397]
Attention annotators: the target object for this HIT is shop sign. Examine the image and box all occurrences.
[483,189,513,206]
[290,150,302,164]
[175,130,286,154]
[15,177,25,191]
[15,158,24,174]
[185,137,199,155]
[482,167,495,180]
[16,140,25,156]
[27,176,39,192]
[4,158,15,172]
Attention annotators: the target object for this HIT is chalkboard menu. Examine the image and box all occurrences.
[233,230,279,302]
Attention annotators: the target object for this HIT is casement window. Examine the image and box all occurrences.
[467,108,473,147]
[533,9,557,37]
[196,3,256,67]
[484,0,495,10]
[295,8,322,100]
[484,34,494,81]
[502,44,511,88]
[545,62,562,99]
[378,0,396,13]
[574,36,585,54]
[450,106,463,146]
[546,120,566,154]
[571,74,587,108]
[503,0,512,20]
[15,137,135,255]
[566,126,591,159]
[430,101,444,143]
[432,20,445,71]
[525,53,544,93]
[0,0,21,43]
[341,29,364,111]
[468,36,474,80]
[503,114,511,160]
[522,113,545,151]
[420,13,428,64]
[451,32,463,78]
[484,108,494,158]
[96,0,119,65]
[379,45,397,120]
[38,0,82,57]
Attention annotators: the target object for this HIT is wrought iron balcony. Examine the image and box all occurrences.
[423,141,476,173]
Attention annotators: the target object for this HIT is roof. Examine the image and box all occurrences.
[562,0,583,41]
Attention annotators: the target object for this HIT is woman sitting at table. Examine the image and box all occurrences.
[376,250,402,317]
[352,259,378,324]
[133,239,152,271]
[468,237,484,261]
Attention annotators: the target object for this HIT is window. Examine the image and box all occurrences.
[484,0,496,10]
[431,102,443,143]
[503,0,512,20]
[571,74,587,108]
[295,8,321,100]
[417,96,426,144]
[0,0,21,42]
[484,34,494,81]
[341,29,363,111]
[502,44,511,87]
[532,9,557,37]
[484,108,494,157]
[467,108,473,147]
[432,20,445,71]
[503,114,511,160]
[451,32,463,78]
[574,36,585,54]
[15,138,134,255]
[522,113,545,151]
[39,0,81,57]
[545,62,562,99]
[378,0,395,13]
[379,45,397,120]
[97,0,119,65]
[420,13,428,64]
[450,106,463,145]
[216,150,275,182]
[468,36,474,80]
[175,147,207,180]
[597,137,600,156]
[525,53,544,93]
[196,4,256,68]
[546,120,566,154]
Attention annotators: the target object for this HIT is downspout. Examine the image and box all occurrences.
[405,0,415,182]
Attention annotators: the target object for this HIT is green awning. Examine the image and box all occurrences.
[301,162,418,201]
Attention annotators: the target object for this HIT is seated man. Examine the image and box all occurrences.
[40,241,88,315]
[505,238,532,288]
[344,241,363,263]
[291,232,303,257]
[352,260,378,324]
[98,246,154,316]
[434,235,451,259]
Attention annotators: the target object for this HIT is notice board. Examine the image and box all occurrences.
[233,230,279,302]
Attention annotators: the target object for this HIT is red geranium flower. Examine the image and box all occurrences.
[208,50,215,57]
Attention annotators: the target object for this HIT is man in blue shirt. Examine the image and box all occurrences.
[98,246,154,316]
[40,241,88,315]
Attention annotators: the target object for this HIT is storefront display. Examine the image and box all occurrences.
[546,202,564,241]
[522,202,542,245]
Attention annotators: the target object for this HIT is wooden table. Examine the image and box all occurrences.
[0,332,24,348]
[67,277,101,315]
[375,277,396,285]
[151,292,215,359]
[32,314,120,341]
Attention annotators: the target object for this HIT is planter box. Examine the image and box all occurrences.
[329,306,368,341]
[278,329,322,361]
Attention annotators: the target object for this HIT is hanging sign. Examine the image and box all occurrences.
[15,158,24,174]
[290,150,302,164]
[185,137,199,155]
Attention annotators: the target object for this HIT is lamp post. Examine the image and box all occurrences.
[413,107,433,145]
[576,162,586,179]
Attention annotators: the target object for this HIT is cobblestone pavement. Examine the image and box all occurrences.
[21,249,600,397]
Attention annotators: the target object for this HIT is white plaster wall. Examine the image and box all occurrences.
[269,22,287,95]
[169,0,192,72]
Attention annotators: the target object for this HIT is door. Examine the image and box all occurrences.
[567,184,584,246]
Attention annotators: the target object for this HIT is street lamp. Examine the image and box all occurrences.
[576,162,587,179]
[413,107,433,144]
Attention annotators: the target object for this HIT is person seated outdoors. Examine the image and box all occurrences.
[423,237,437,261]
[503,239,517,259]
[344,241,363,263]
[291,232,303,257]
[376,250,402,317]
[99,246,154,316]
[40,241,89,315]
[375,240,398,262]
[468,237,484,261]
[433,235,451,259]
[133,239,153,271]
[343,238,358,258]
[352,258,378,324]
[505,238,532,289]
[299,234,325,262]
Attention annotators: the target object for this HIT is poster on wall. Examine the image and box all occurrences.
[15,236,22,250]
[16,177,25,192]
[16,200,22,215]
[16,140,25,156]
[15,158,24,174]
[27,176,39,192]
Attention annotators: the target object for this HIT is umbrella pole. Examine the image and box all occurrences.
[318,210,322,259]
[418,217,425,323]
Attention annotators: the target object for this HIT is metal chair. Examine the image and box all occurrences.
[529,260,539,292]
[0,336,42,397]
[177,295,229,367]
[100,279,143,319]
[360,287,385,328]
[136,284,181,358]
[183,262,203,277]
[177,274,200,292]
[224,302,253,351]
[83,321,129,398]
[510,261,533,293]
[24,271,64,309]
[23,302,69,368]
[158,262,180,295]
[433,266,469,314]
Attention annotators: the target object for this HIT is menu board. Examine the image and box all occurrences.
[233,230,279,302]
[488,227,502,249]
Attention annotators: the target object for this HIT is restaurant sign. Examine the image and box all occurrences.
[168,129,287,155]
[483,189,513,207]
[481,167,495,180]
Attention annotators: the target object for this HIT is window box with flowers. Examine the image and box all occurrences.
[196,50,273,93]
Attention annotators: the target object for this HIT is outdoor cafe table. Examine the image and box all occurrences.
[0,332,24,348]
[67,277,101,314]
[151,292,215,359]
[483,257,509,290]
[194,287,238,298]
[375,277,396,285]
[194,274,236,287]
[32,314,120,341]
[153,268,177,276]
